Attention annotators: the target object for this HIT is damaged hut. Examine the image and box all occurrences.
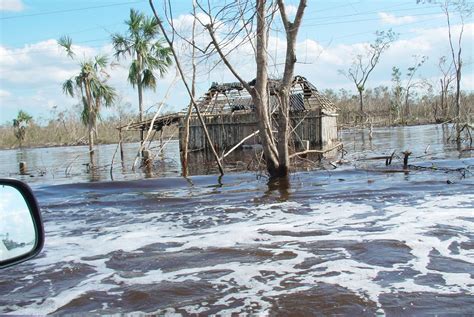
[180,76,339,155]
[118,76,339,162]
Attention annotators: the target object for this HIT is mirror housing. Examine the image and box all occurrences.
[0,178,44,269]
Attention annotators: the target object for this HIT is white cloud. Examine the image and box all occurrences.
[378,12,417,25]
[1,20,473,122]
[0,89,11,98]
[284,4,298,17]
[0,0,24,12]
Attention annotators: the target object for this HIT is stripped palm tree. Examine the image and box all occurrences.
[13,110,33,148]
[111,9,172,143]
[59,36,116,167]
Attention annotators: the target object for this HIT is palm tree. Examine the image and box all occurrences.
[111,9,173,142]
[59,36,116,167]
[13,110,33,148]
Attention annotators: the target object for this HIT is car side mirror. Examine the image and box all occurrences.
[0,179,44,269]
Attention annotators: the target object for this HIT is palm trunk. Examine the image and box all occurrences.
[84,80,95,167]
[137,53,144,145]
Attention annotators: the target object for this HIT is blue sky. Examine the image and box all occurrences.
[0,0,472,123]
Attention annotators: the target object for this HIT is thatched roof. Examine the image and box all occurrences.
[195,75,337,114]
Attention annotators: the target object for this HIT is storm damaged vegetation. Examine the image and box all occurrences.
[0,0,472,178]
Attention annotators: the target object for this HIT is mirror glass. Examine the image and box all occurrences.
[0,185,36,262]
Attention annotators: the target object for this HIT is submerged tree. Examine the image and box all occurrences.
[112,9,173,144]
[339,30,397,115]
[149,0,307,178]
[417,0,473,139]
[12,110,33,148]
[403,55,428,120]
[59,36,116,167]
[392,55,428,123]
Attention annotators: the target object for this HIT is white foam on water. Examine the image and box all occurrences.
[2,191,473,315]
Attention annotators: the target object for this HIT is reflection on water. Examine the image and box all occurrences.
[0,124,471,186]
[0,124,471,185]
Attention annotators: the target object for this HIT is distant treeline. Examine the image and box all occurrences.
[324,86,474,126]
[1,87,472,149]
[0,109,178,149]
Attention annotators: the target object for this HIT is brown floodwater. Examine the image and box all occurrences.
[0,124,473,315]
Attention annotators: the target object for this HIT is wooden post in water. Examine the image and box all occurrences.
[19,161,27,175]
[119,129,124,163]
[403,150,412,169]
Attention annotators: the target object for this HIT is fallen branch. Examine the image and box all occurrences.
[221,130,259,159]
[358,150,395,166]
[132,72,179,171]
[289,142,343,159]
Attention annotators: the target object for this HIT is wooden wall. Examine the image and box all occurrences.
[321,114,338,147]
[179,109,338,153]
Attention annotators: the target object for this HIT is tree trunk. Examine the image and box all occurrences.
[455,66,461,140]
[181,1,197,177]
[254,0,279,176]
[84,80,95,167]
[358,89,364,123]
[276,90,290,177]
[358,89,364,114]
[404,87,411,122]
[275,0,306,178]
[137,52,144,144]
[440,79,446,119]
[149,0,224,176]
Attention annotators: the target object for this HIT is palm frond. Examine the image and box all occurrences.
[94,55,108,70]
[58,35,75,58]
[62,78,75,97]
[127,60,140,87]
[128,9,144,34]
[111,33,132,58]
[141,69,157,90]
[81,96,89,126]
[142,15,159,37]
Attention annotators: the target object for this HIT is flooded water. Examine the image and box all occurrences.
[0,124,473,315]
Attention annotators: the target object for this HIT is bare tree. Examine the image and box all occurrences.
[403,55,428,121]
[149,0,224,176]
[198,0,307,177]
[152,0,307,178]
[391,66,403,122]
[180,0,198,177]
[339,30,397,115]
[438,56,455,120]
[417,0,473,139]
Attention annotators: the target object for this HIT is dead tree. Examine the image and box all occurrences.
[196,0,307,178]
[180,0,198,177]
[438,56,455,120]
[339,30,397,116]
[149,0,224,176]
[418,0,473,140]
